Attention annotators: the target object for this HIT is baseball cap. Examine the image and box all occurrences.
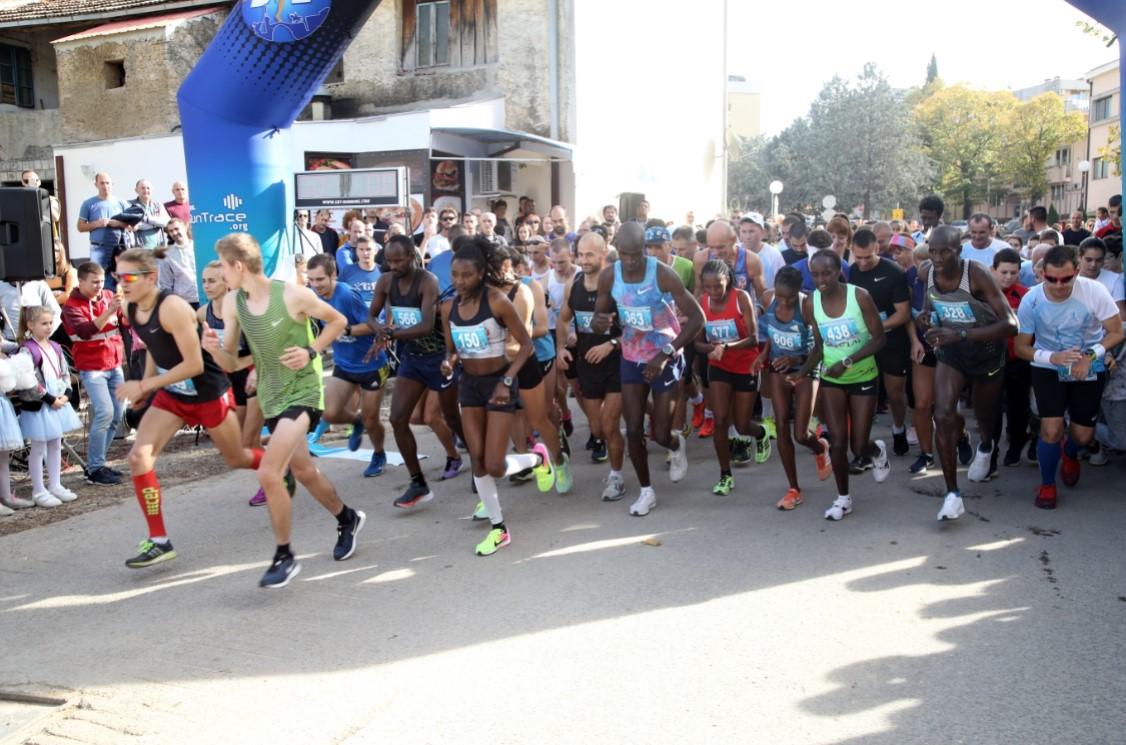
[644,226,671,244]
[743,211,766,229]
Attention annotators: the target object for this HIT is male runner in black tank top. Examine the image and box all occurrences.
[368,235,465,507]
[112,249,265,569]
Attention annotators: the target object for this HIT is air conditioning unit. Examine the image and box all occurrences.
[472,161,512,196]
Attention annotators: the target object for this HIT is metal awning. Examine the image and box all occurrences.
[430,127,572,162]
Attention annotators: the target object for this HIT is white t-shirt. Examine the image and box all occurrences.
[960,238,1008,266]
[746,242,785,289]
[1017,276,1119,368]
[425,234,451,258]
[1096,268,1125,303]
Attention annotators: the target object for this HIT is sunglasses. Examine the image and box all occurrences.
[1042,274,1075,285]
[114,271,153,284]
[441,216,456,222]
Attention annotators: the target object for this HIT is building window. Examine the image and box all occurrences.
[1093,157,1109,180]
[1055,147,1070,166]
[0,43,34,108]
[401,0,497,73]
[1051,184,1065,202]
[1092,95,1114,122]
[103,60,125,89]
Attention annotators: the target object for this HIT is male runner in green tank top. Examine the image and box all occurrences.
[203,233,366,589]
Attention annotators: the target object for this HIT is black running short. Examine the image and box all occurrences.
[820,377,879,396]
[935,340,1005,380]
[459,369,521,413]
[707,365,758,393]
[1030,366,1106,428]
[265,405,323,434]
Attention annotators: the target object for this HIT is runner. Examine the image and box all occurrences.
[694,260,768,496]
[203,233,364,589]
[790,250,890,521]
[369,234,465,508]
[754,266,831,509]
[112,249,262,568]
[594,222,704,516]
[918,225,1018,521]
[440,236,551,555]
[305,254,389,476]
[1015,244,1124,509]
[847,228,913,456]
[546,239,578,438]
[557,232,625,499]
[990,249,1031,467]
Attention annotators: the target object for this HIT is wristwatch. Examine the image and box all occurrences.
[842,356,854,369]
[609,338,619,347]
[306,346,318,361]
[502,375,514,387]
[661,342,676,357]
[959,329,968,341]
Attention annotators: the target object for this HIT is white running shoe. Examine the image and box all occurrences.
[872,440,891,483]
[49,485,78,503]
[32,491,62,508]
[601,473,626,502]
[967,445,993,482]
[1,495,35,510]
[937,491,965,521]
[824,495,852,520]
[906,426,919,446]
[668,433,688,483]
[629,489,657,516]
[1089,447,1110,467]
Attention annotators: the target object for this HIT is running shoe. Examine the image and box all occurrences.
[260,554,300,588]
[471,500,489,520]
[692,402,706,430]
[698,417,715,438]
[48,485,77,503]
[1089,446,1111,467]
[968,445,994,482]
[848,456,873,474]
[394,483,434,509]
[509,467,535,484]
[85,466,121,486]
[555,453,573,494]
[906,426,918,446]
[937,491,965,521]
[892,431,910,456]
[957,433,973,466]
[909,453,934,474]
[872,440,891,483]
[363,451,387,478]
[441,457,463,480]
[591,439,608,463]
[585,435,598,451]
[814,437,832,481]
[125,538,176,569]
[1034,484,1057,510]
[307,418,330,445]
[754,435,772,464]
[601,473,626,502]
[562,413,574,437]
[776,488,803,510]
[629,490,657,516]
[730,437,752,466]
[1003,449,1023,467]
[669,433,688,482]
[532,443,556,492]
[761,416,778,441]
[248,487,267,507]
[713,474,734,496]
[347,418,364,452]
[824,495,853,521]
[32,491,61,508]
[475,527,511,556]
[1060,443,1081,487]
[333,508,366,561]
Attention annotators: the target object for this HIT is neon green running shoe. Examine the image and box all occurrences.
[755,435,773,464]
[472,500,489,521]
[475,527,511,556]
[762,416,778,441]
[555,453,573,494]
[532,443,555,493]
[713,474,734,496]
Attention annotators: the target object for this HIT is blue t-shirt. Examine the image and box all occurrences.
[327,281,377,374]
[335,243,356,270]
[1017,276,1119,377]
[794,255,851,293]
[79,195,129,247]
[340,263,381,306]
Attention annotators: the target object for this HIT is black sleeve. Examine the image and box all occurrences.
[889,263,910,304]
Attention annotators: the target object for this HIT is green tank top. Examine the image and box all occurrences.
[813,284,878,385]
[236,280,324,418]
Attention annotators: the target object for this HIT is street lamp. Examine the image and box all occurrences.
[769,180,784,221]
[1077,160,1091,215]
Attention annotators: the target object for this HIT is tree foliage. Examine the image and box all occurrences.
[926,54,939,85]
[1002,93,1087,203]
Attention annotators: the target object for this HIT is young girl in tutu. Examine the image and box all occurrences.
[0,340,34,514]
[17,306,82,507]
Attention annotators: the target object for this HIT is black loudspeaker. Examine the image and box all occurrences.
[0,187,54,282]
[619,192,647,223]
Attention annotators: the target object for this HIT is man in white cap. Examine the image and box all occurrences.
[739,212,785,290]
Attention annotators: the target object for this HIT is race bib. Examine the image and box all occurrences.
[933,299,974,325]
[734,274,749,291]
[574,310,595,334]
[451,323,489,355]
[158,366,198,397]
[1057,359,1105,382]
[619,305,654,331]
[705,319,738,343]
[390,306,422,328]
[820,318,861,348]
[878,310,889,321]
[769,327,802,352]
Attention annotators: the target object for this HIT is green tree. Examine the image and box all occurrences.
[1100,124,1122,175]
[726,134,771,211]
[914,85,1016,219]
[1001,93,1088,204]
[926,54,939,85]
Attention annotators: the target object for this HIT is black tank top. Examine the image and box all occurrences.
[205,298,250,356]
[568,274,620,354]
[389,270,445,356]
[131,291,230,403]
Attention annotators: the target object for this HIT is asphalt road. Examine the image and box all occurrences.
[2,413,1124,745]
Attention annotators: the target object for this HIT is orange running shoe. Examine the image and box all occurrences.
[814,437,832,481]
[698,416,715,438]
[691,402,705,430]
[776,488,803,510]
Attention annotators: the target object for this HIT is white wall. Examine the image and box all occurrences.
[571,2,726,223]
